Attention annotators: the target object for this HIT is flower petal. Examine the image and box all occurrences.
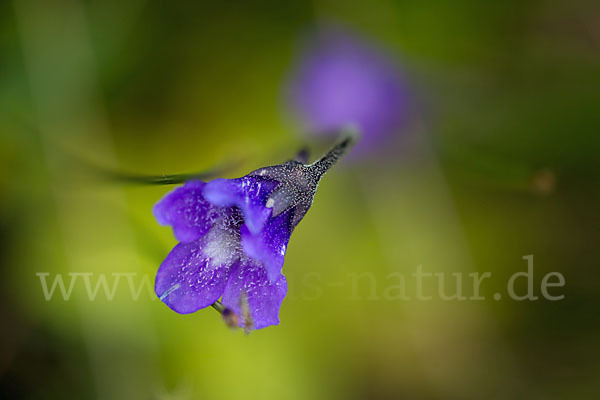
[221,259,287,330]
[155,225,241,314]
[153,181,217,242]
[241,209,293,282]
[203,176,278,234]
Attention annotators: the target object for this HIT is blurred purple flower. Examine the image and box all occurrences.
[287,27,411,155]
[154,135,355,330]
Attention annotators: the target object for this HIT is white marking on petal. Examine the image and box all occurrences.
[280,244,286,256]
[203,226,240,268]
[159,283,180,300]
[266,198,275,208]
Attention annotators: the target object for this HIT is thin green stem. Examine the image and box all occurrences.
[211,300,225,314]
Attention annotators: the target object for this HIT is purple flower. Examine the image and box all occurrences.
[154,134,355,330]
[287,26,411,155]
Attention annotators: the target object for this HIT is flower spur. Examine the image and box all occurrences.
[154,131,356,330]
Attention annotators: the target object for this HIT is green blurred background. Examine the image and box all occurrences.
[1,0,599,399]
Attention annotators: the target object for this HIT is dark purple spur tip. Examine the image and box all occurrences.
[310,125,359,177]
